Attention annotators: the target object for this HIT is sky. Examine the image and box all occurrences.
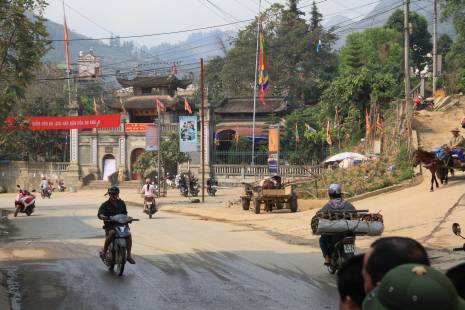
[44,0,379,47]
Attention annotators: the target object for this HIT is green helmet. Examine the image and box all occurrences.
[363,264,465,310]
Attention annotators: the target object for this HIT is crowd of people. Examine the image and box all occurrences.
[336,236,465,310]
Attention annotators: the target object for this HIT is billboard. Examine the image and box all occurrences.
[179,116,198,152]
[125,123,147,132]
[145,124,159,151]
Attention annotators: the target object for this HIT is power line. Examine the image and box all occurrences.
[47,19,252,42]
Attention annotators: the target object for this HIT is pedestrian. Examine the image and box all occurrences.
[337,254,365,310]
[446,262,465,299]
[362,264,465,310]
[362,237,430,294]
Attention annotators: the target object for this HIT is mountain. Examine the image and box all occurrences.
[42,18,232,87]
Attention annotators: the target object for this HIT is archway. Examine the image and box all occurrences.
[102,154,116,181]
[130,148,145,180]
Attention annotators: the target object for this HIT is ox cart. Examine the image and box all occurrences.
[241,176,298,214]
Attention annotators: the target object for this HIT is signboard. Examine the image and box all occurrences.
[179,116,198,152]
[125,123,147,132]
[268,125,280,174]
[5,114,121,130]
[145,124,159,151]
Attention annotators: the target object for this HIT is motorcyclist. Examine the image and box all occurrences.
[98,186,135,264]
[40,176,49,194]
[140,178,156,212]
[319,183,356,266]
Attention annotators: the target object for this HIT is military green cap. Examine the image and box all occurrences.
[363,264,465,310]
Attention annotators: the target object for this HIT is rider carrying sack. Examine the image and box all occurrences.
[319,183,356,266]
[449,128,465,161]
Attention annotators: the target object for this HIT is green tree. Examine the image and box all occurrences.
[133,132,189,177]
[0,0,49,122]
[438,34,453,56]
[440,0,465,89]
[385,9,432,71]
[309,1,323,31]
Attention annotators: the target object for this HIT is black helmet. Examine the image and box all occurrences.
[107,186,120,195]
[328,183,342,198]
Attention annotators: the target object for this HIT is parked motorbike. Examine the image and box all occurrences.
[144,196,157,219]
[189,177,199,197]
[41,187,52,199]
[207,178,218,197]
[452,223,465,252]
[14,185,36,217]
[101,214,139,276]
[414,97,434,111]
[325,209,369,274]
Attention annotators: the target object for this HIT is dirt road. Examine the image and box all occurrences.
[0,192,337,310]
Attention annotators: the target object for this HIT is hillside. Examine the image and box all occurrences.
[332,0,456,48]
[43,19,231,76]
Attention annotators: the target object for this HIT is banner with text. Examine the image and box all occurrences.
[125,123,147,132]
[179,115,198,152]
[268,125,280,174]
[5,114,121,130]
[145,124,159,151]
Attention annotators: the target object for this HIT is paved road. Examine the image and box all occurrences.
[0,192,337,310]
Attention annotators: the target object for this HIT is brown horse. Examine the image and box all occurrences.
[412,149,449,191]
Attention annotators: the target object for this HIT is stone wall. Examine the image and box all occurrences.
[0,161,69,192]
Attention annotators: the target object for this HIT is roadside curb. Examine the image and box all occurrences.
[347,174,424,203]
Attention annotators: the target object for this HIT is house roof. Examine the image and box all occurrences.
[116,73,192,89]
[214,97,288,114]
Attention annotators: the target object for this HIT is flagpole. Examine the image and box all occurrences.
[251,0,262,166]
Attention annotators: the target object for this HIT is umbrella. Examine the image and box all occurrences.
[324,152,367,163]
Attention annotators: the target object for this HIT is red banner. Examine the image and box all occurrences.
[124,123,147,132]
[6,114,121,130]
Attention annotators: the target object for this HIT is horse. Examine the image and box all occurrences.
[412,149,449,191]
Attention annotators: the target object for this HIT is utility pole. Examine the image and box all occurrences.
[200,58,205,203]
[403,0,411,136]
[432,0,438,94]
[251,0,262,166]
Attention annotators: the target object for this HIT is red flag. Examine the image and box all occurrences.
[155,99,166,114]
[184,98,192,114]
[326,120,332,145]
[365,107,371,139]
[63,14,71,72]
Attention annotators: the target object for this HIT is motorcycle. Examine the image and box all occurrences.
[101,214,139,276]
[58,182,66,192]
[207,178,218,197]
[452,223,465,252]
[179,177,189,197]
[41,187,52,199]
[14,185,36,217]
[189,178,199,197]
[414,97,434,111]
[325,209,369,274]
[144,196,157,219]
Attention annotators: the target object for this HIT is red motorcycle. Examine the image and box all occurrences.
[14,185,36,217]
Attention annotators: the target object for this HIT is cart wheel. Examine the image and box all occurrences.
[289,195,298,212]
[253,198,261,214]
[241,197,250,211]
[276,201,284,210]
